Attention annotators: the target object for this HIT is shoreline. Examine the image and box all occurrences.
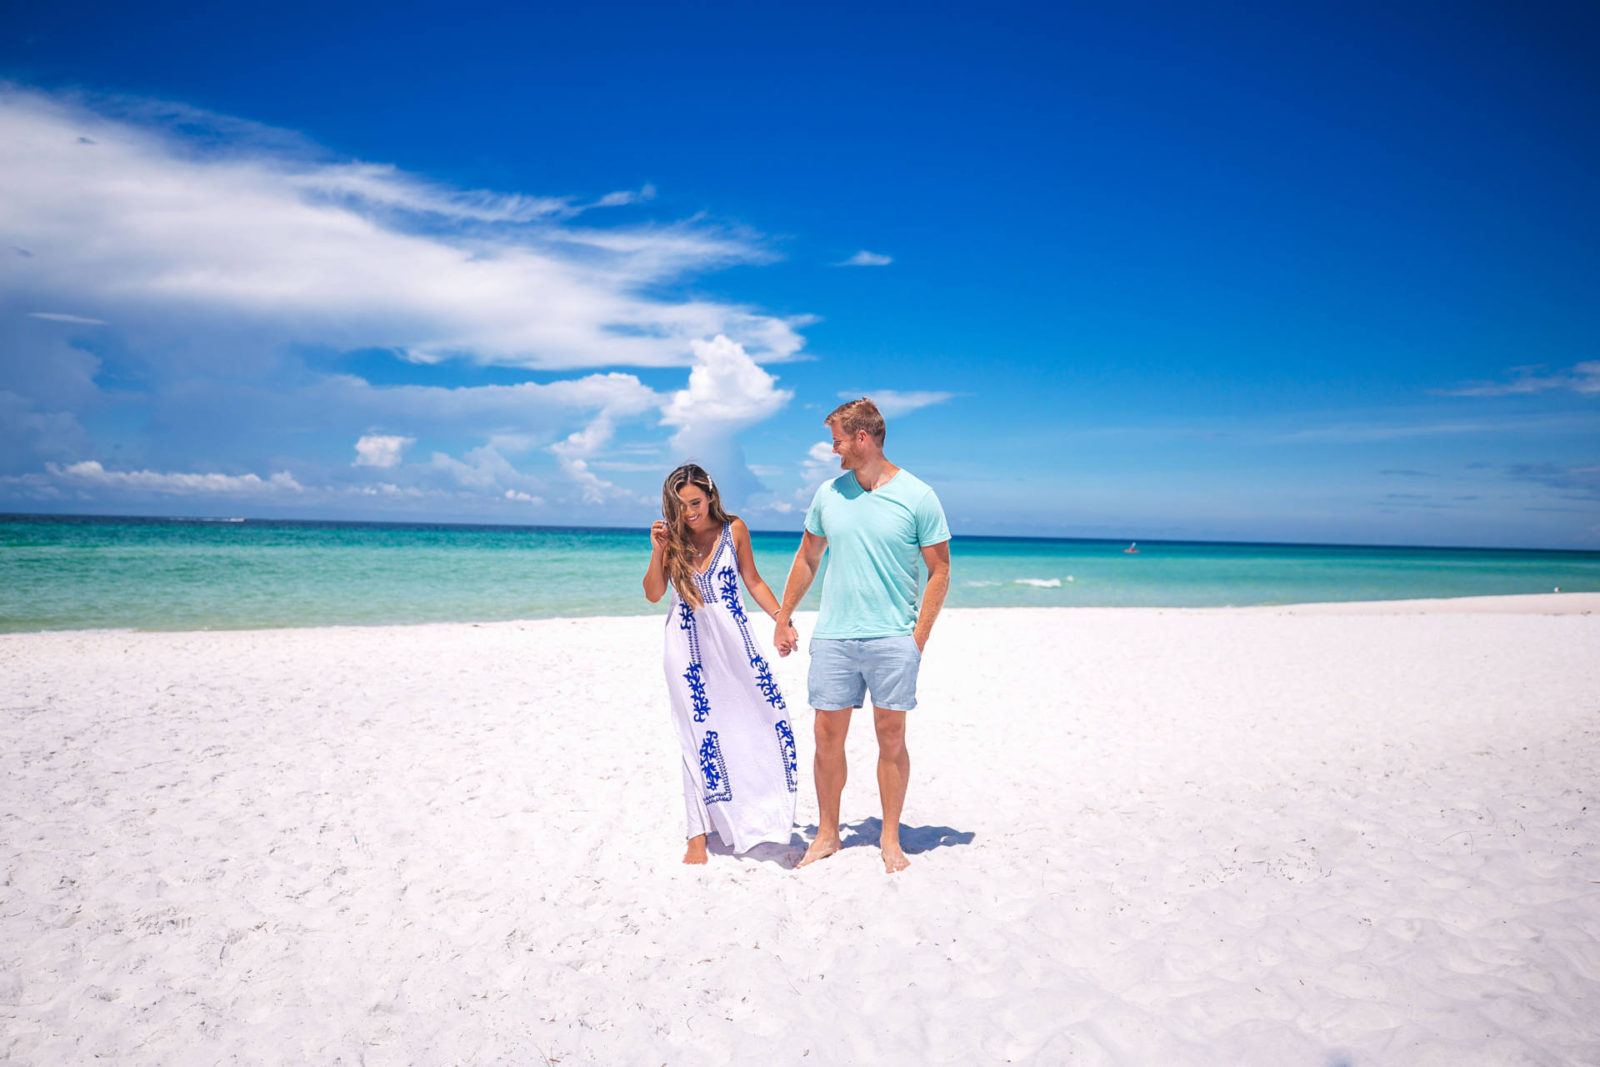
[4,590,1597,638]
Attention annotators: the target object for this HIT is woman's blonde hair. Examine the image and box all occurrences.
[660,463,735,607]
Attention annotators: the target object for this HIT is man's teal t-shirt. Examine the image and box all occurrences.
[805,468,950,639]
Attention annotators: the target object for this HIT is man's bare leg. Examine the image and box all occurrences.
[874,705,910,873]
[798,707,852,867]
[683,833,707,865]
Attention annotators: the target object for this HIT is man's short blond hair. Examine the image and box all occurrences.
[825,397,886,445]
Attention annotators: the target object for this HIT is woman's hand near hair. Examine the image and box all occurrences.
[643,521,670,602]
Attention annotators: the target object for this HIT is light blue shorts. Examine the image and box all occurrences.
[808,636,922,712]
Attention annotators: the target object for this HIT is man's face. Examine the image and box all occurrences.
[831,425,863,469]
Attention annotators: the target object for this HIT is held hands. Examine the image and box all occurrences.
[773,617,800,657]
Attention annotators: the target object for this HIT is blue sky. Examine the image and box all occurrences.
[2,1,1596,547]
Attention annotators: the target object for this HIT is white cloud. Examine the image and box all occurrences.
[657,335,793,499]
[662,335,792,435]
[27,312,107,325]
[838,389,956,418]
[798,439,840,492]
[48,460,302,494]
[0,86,807,370]
[504,488,543,503]
[352,434,413,468]
[1438,362,1600,397]
[837,250,893,267]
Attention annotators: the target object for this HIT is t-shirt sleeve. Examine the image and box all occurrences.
[804,483,828,537]
[915,488,951,546]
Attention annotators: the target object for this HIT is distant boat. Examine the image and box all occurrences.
[1123,542,1139,554]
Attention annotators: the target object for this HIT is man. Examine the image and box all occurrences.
[774,398,951,873]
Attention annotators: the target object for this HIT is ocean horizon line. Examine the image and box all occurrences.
[5,511,1598,634]
[3,510,1596,558]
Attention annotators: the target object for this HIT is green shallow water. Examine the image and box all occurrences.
[3,514,1598,633]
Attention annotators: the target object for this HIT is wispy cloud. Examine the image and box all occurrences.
[1436,362,1600,397]
[836,250,892,267]
[27,312,107,325]
[838,389,955,418]
[48,460,303,495]
[0,86,806,370]
[591,183,657,209]
[0,84,823,511]
[288,162,573,223]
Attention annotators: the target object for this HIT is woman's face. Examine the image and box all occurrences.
[677,484,710,529]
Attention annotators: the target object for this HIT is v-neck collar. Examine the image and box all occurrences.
[691,524,726,576]
[851,468,901,493]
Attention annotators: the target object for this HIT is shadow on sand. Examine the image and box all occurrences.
[803,817,976,855]
[705,821,975,868]
[705,834,808,867]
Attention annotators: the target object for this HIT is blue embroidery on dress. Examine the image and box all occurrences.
[752,655,786,711]
[717,564,748,624]
[775,720,798,793]
[684,663,710,722]
[699,730,732,803]
[678,601,707,720]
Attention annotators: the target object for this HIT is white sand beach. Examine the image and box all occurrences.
[3,597,1598,1065]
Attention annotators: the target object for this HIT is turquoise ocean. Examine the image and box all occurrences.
[3,514,1598,633]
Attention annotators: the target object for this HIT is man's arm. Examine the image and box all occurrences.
[913,540,951,652]
[774,530,826,656]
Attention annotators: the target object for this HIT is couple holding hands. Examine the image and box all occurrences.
[642,398,951,873]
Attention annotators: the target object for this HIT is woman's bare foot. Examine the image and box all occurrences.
[881,846,910,873]
[683,834,708,864]
[796,833,841,868]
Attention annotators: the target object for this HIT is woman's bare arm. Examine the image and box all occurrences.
[643,521,670,602]
[731,519,782,618]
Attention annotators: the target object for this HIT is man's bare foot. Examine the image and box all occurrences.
[683,835,708,865]
[881,845,910,874]
[796,835,841,868]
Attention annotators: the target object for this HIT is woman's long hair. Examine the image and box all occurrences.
[661,463,735,608]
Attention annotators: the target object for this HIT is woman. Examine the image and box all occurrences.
[643,464,798,864]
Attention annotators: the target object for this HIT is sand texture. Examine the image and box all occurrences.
[3,601,1599,1065]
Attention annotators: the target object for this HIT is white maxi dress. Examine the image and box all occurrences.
[663,522,798,852]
